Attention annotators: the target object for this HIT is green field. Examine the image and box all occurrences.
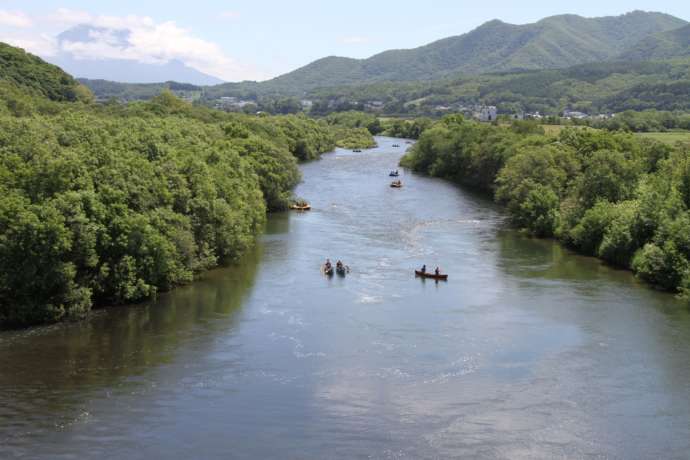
[636,131,690,144]
[541,125,598,136]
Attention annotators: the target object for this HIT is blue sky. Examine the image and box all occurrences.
[1,1,689,81]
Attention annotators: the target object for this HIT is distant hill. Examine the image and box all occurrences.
[0,42,82,101]
[47,25,224,86]
[78,78,202,101]
[256,11,686,93]
[620,24,690,61]
[305,59,690,114]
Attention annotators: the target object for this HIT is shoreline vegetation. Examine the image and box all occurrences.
[401,116,690,299]
[0,43,375,329]
[4,38,690,328]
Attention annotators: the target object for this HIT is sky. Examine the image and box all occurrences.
[1,0,689,82]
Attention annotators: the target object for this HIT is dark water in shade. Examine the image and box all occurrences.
[2,137,690,459]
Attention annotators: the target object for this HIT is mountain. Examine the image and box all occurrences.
[258,11,686,93]
[47,25,224,85]
[620,24,690,61]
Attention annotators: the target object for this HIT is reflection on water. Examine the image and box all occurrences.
[0,244,262,455]
[1,137,690,459]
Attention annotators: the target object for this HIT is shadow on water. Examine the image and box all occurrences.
[0,239,265,449]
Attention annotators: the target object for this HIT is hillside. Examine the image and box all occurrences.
[0,42,83,101]
[621,24,690,61]
[307,59,690,115]
[255,11,686,93]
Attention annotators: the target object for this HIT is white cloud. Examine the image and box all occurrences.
[2,35,57,56]
[0,10,32,28]
[340,36,371,45]
[3,8,267,82]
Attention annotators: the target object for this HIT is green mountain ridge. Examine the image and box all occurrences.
[621,24,690,61]
[252,10,686,94]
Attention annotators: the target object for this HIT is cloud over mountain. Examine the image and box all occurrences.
[1,9,266,83]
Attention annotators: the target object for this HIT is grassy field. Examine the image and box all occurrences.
[636,131,690,145]
[541,125,597,136]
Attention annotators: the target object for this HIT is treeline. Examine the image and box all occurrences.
[78,79,202,102]
[402,116,690,297]
[0,72,348,328]
[591,110,690,132]
[323,111,432,140]
[305,60,690,117]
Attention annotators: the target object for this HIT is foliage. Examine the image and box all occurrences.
[402,117,690,297]
[0,44,342,328]
[332,127,377,149]
[0,43,89,102]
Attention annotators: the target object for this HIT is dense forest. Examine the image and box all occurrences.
[0,43,374,329]
[306,59,690,116]
[402,116,690,297]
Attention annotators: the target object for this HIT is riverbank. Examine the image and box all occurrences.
[0,88,377,329]
[3,137,689,459]
[401,117,690,299]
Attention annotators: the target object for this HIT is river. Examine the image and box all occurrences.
[2,137,690,459]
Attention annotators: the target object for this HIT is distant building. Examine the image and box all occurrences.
[300,99,313,109]
[511,111,525,120]
[365,100,385,111]
[214,96,255,111]
[563,109,589,120]
[474,105,497,122]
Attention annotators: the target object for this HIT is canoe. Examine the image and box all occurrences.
[290,204,311,211]
[415,270,448,281]
[336,266,347,276]
[390,182,403,188]
[389,172,399,177]
[323,265,334,276]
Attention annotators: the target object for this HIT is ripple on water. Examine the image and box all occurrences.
[357,294,384,305]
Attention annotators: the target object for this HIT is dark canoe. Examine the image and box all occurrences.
[389,172,399,177]
[415,270,448,281]
[336,266,347,276]
[390,182,403,188]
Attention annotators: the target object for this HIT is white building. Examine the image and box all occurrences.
[563,109,589,120]
[474,105,497,122]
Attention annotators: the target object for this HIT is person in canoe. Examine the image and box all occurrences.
[323,259,334,276]
[420,264,426,274]
[435,267,440,276]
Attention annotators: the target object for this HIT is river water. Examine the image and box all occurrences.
[2,137,690,459]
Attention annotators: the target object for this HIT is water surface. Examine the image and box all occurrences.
[2,137,690,459]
